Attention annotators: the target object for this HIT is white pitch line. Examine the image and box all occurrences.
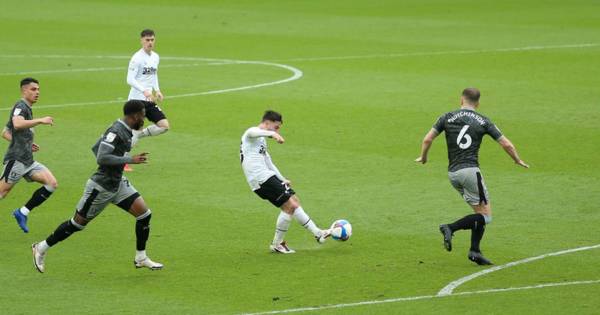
[0,58,303,111]
[274,43,600,62]
[240,279,600,315]
[437,243,600,296]
[0,62,234,76]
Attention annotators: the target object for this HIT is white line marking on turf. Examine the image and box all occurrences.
[275,43,600,62]
[240,243,600,315]
[0,56,302,111]
[0,62,233,76]
[437,243,600,296]
[240,280,600,315]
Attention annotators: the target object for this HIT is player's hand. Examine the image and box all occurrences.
[283,179,292,187]
[39,116,53,126]
[131,152,149,164]
[516,160,529,168]
[32,143,40,152]
[271,133,285,144]
[155,91,164,102]
[415,156,427,164]
[144,90,154,102]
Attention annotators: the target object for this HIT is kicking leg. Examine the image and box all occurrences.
[139,118,169,138]
[283,196,330,244]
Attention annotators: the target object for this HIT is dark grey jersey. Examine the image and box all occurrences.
[91,120,133,192]
[4,100,34,166]
[433,109,503,172]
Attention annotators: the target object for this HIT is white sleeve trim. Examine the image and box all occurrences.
[100,141,115,149]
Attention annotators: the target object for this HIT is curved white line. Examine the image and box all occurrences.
[437,243,600,296]
[240,279,600,315]
[0,62,233,76]
[0,56,303,111]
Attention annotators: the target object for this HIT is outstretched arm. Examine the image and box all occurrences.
[497,136,529,168]
[246,127,285,143]
[12,116,53,130]
[96,142,149,165]
[415,128,439,164]
[96,142,133,165]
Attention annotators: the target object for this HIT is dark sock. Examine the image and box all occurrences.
[25,186,54,211]
[46,220,83,247]
[470,221,486,252]
[136,214,151,251]
[448,213,485,232]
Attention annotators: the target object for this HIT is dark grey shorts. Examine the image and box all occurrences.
[1,160,48,184]
[76,177,139,220]
[448,167,490,205]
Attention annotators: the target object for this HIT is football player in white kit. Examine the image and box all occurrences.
[241,110,330,254]
[125,29,170,171]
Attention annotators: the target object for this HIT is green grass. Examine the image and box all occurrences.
[0,1,599,314]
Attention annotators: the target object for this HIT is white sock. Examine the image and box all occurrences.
[37,240,50,254]
[131,129,141,146]
[141,125,167,138]
[136,250,147,261]
[293,207,320,237]
[273,211,292,245]
[19,206,30,216]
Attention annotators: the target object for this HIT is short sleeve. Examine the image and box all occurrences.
[432,114,446,133]
[485,120,503,140]
[12,103,29,119]
[101,127,124,147]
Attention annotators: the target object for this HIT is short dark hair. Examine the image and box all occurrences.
[141,29,155,38]
[462,88,480,103]
[20,77,39,88]
[262,110,282,123]
[123,100,145,116]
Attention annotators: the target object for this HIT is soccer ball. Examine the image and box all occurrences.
[330,219,352,241]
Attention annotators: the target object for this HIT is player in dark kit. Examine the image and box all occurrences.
[416,88,528,265]
[1,78,57,233]
[31,100,163,273]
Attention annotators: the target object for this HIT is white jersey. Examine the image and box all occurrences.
[240,127,285,190]
[127,49,160,100]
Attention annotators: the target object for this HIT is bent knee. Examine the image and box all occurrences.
[45,180,58,191]
[158,120,170,130]
[483,214,492,224]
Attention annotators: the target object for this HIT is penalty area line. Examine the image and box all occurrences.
[240,279,600,315]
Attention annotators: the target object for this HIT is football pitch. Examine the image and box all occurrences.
[0,1,599,314]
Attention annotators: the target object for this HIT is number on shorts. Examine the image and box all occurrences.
[457,125,472,149]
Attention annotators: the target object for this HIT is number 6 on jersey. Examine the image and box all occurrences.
[457,125,472,149]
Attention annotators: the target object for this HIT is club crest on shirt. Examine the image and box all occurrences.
[105,132,117,143]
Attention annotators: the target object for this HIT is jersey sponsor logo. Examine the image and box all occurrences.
[105,132,117,143]
[13,108,22,116]
[142,66,157,75]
